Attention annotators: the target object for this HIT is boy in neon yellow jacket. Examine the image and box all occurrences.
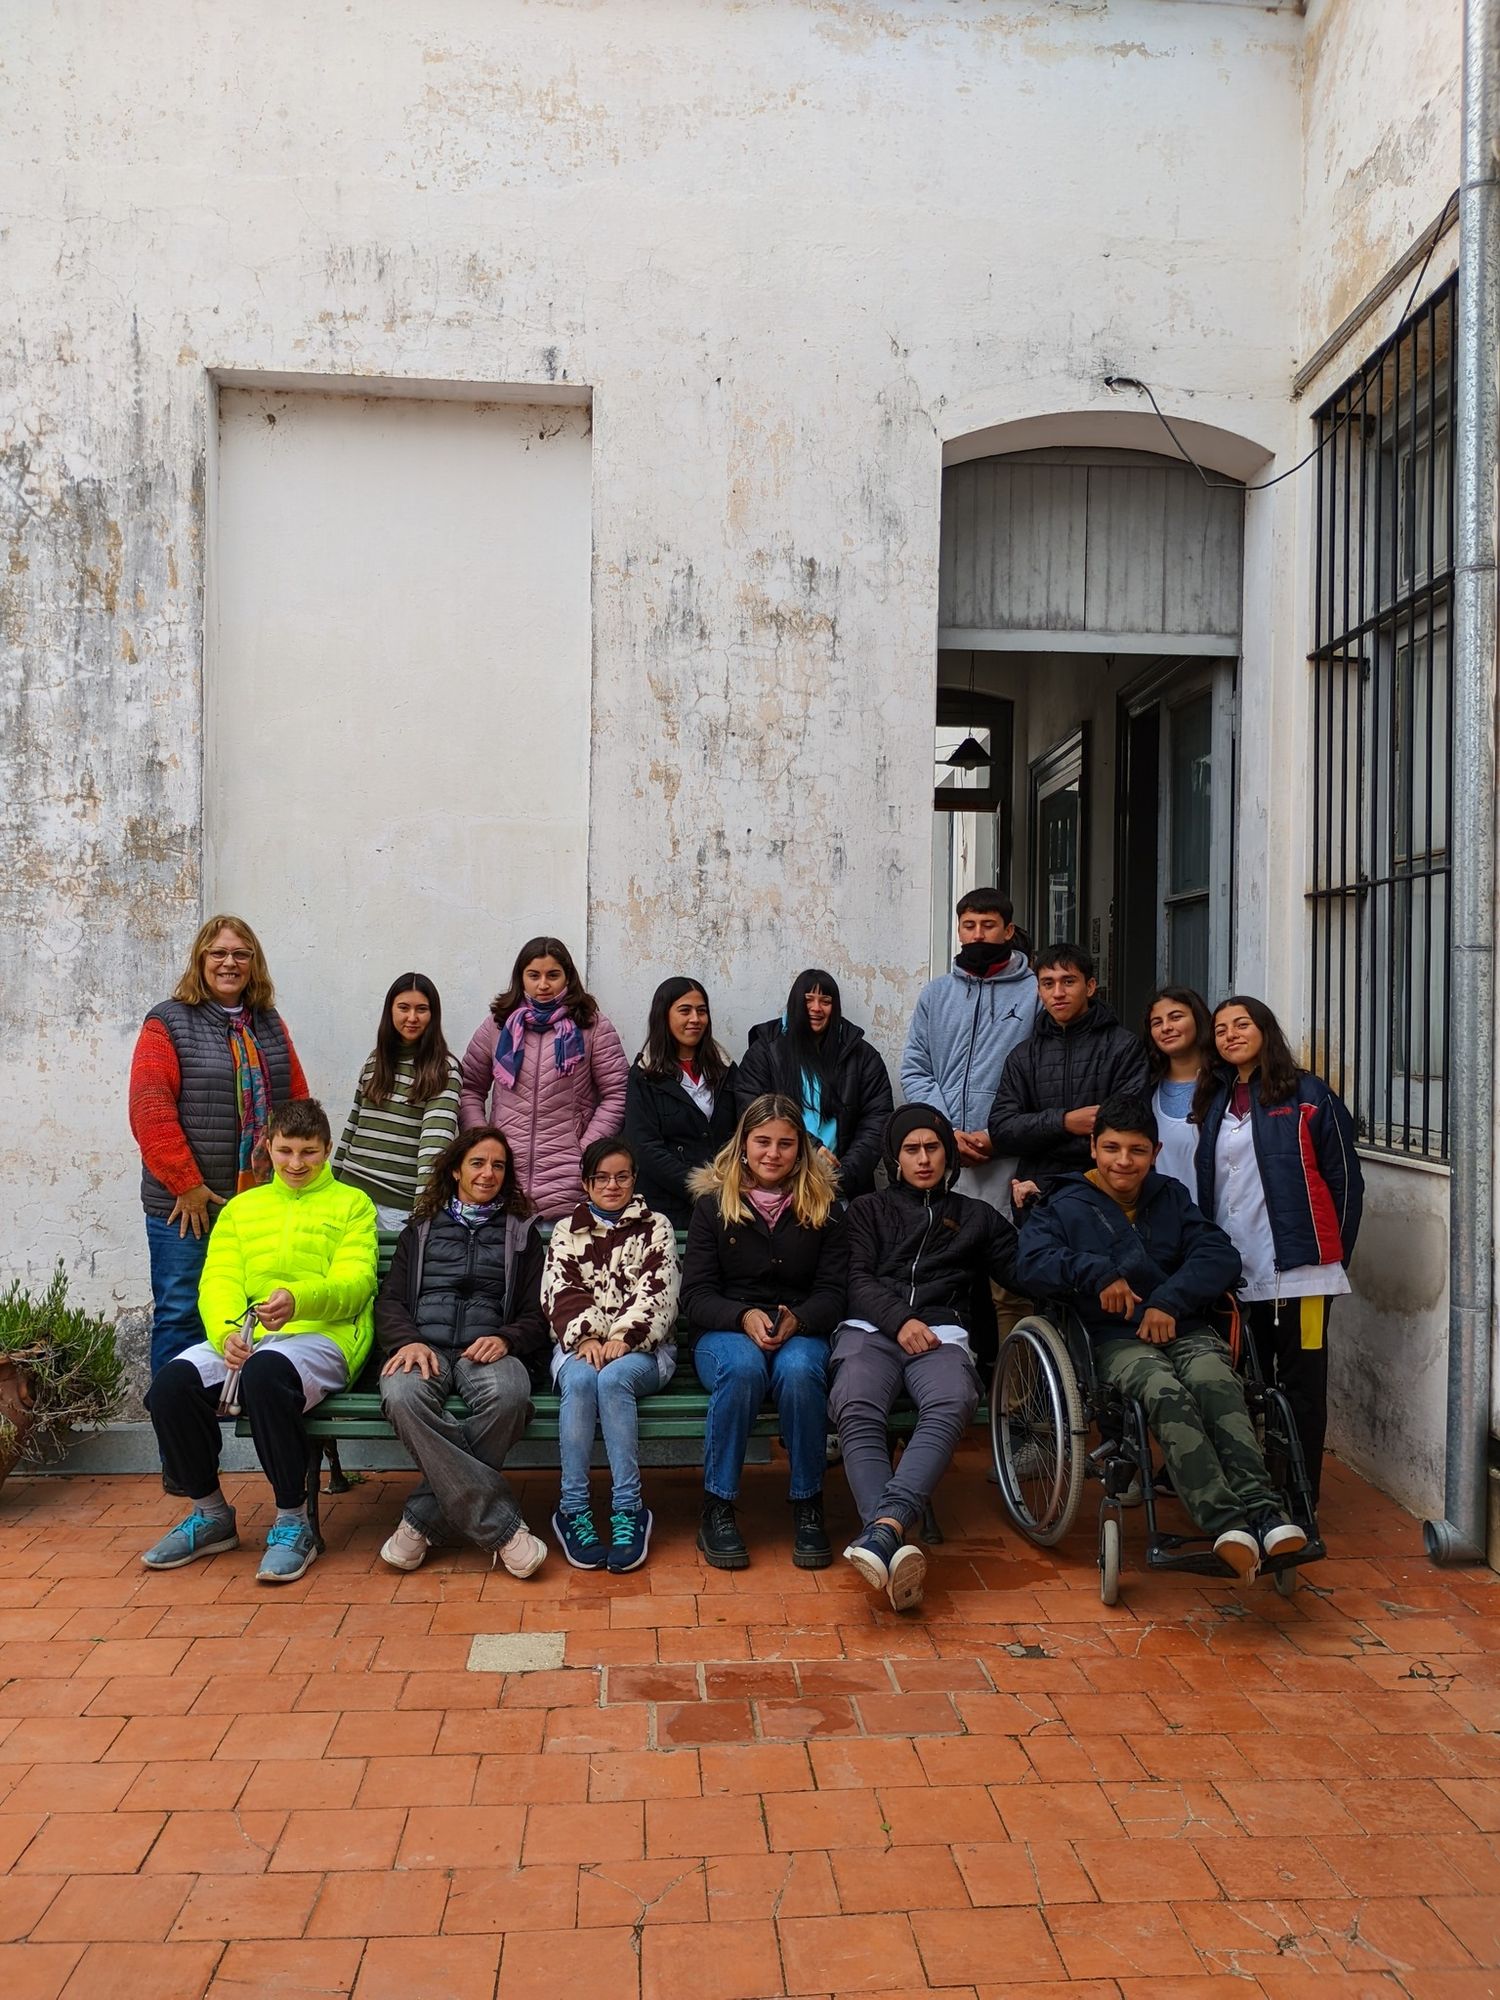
[141,1099,377,1583]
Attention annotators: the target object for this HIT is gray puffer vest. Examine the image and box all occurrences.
[139,1000,294,1216]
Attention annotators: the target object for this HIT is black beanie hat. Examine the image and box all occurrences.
[883,1103,960,1187]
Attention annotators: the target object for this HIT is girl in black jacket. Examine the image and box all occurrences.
[682,1092,848,1572]
[623,977,740,1229]
[375,1126,549,1579]
[735,970,894,1198]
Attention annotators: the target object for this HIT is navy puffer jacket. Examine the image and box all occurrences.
[1015,1170,1242,1346]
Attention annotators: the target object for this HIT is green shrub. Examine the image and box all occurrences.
[0,1263,125,1462]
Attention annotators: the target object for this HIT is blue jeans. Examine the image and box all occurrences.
[693,1332,828,1504]
[145,1213,213,1375]
[556,1351,664,1515]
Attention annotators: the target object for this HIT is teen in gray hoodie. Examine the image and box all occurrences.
[900,889,1038,1207]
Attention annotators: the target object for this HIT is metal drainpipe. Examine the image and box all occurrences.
[1426,0,1500,1564]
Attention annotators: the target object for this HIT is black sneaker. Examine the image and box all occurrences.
[791,1495,832,1570]
[698,1497,749,1570]
[552,1506,607,1571]
[606,1506,653,1574]
[1251,1510,1308,1560]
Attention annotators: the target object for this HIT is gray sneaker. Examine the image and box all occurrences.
[141,1508,239,1570]
[257,1519,319,1584]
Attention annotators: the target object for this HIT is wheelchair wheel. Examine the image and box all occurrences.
[990,1314,1087,1545]
[1098,1511,1121,1606]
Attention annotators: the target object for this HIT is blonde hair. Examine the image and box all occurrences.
[689,1092,837,1229]
[173,914,276,1010]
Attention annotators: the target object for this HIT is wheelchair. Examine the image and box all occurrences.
[988,1297,1325,1604]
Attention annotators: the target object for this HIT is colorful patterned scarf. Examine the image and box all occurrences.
[448,1196,500,1229]
[226,1009,272,1191]
[493,1000,586,1090]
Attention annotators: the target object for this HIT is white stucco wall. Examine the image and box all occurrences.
[3,0,1309,1322]
[209,386,594,1104]
[1289,0,1463,1523]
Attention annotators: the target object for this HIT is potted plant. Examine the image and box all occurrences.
[0,1263,125,1487]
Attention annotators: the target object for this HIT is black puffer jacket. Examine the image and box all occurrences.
[624,1059,741,1230]
[138,1001,296,1215]
[986,1002,1150,1191]
[374,1210,550,1386]
[845,1109,1018,1337]
[735,1019,894,1197]
[681,1194,849,1340]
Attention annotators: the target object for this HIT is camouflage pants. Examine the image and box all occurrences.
[1092,1327,1282,1537]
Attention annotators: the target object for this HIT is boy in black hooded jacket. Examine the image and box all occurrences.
[831,1104,1018,1610]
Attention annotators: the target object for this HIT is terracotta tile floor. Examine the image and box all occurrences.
[1,1439,1499,1998]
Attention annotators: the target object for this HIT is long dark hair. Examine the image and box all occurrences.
[1142,985,1214,1088]
[639,976,730,1090]
[413,1125,535,1221]
[366,973,453,1108]
[780,968,845,1099]
[1194,993,1303,1123]
[489,936,599,1031]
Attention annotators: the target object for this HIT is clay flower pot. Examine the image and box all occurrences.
[0,1349,40,1490]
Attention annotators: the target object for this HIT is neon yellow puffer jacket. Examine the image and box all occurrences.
[198,1164,377,1380]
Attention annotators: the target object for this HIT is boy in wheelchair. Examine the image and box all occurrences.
[1014,1092,1307,1580]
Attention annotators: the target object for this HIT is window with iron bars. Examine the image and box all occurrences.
[1308,274,1455,1160]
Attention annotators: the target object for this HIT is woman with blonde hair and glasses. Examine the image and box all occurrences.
[129,915,308,1386]
[681,1093,848,1571]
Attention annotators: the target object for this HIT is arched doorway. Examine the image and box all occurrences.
[934,443,1244,1024]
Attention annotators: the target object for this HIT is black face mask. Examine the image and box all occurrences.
[955,940,1013,976]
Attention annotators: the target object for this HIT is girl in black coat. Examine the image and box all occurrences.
[623,978,740,1230]
[735,969,894,1198]
[682,1092,848,1572]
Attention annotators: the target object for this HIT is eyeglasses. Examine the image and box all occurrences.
[588,1172,635,1187]
[206,949,253,964]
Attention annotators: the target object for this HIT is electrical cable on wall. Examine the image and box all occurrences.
[1105,188,1459,495]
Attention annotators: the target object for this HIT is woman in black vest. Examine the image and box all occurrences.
[129,915,308,1379]
[624,977,740,1229]
[375,1126,551,1578]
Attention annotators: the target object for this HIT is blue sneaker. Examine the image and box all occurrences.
[257,1519,319,1584]
[606,1507,653,1574]
[141,1508,238,1570]
[552,1506,607,1570]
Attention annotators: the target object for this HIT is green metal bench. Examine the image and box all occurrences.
[238,1224,981,1545]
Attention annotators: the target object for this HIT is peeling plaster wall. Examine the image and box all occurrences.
[5,0,1307,1347]
[1301,0,1461,359]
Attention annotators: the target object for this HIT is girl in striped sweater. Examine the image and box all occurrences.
[334,974,462,1228]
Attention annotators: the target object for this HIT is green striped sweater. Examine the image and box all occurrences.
[332,1054,462,1213]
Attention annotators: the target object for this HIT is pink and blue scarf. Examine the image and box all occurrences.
[493,1000,586,1090]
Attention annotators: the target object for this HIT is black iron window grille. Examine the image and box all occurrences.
[1309,275,1456,1159]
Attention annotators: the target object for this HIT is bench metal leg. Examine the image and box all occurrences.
[304,1441,326,1552]
[322,1440,352,1494]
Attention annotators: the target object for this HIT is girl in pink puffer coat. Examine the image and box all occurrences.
[459,937,629,1221]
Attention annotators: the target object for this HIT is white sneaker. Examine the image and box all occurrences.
[885,1542,928,1613]
[380,1519,430,1572]
[1213,1527,1261,1580]
[495,1526,548,1578]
